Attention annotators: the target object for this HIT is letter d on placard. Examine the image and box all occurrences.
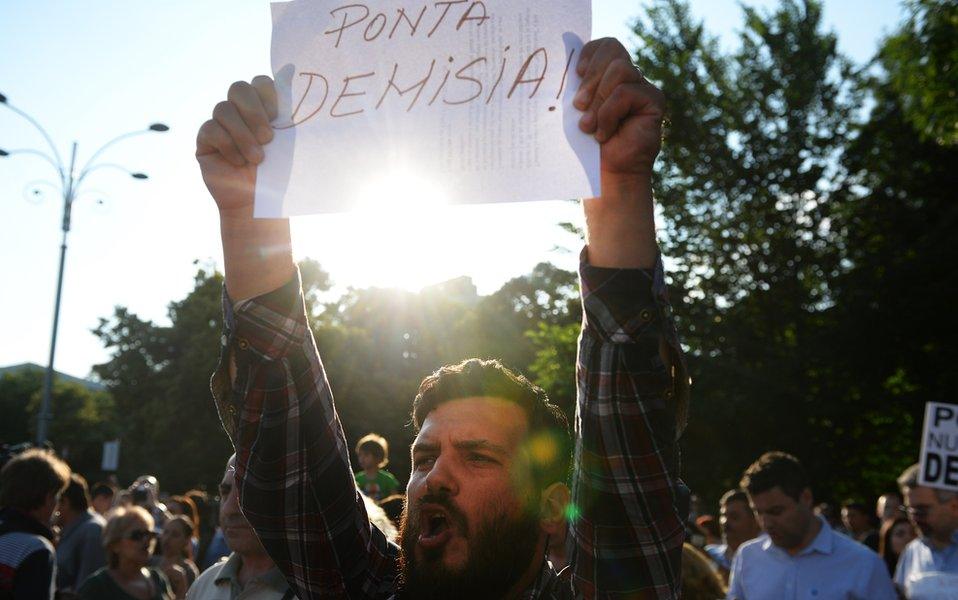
[925,452,943,483]
[919,401,958,492]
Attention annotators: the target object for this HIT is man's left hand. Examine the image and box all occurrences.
[575,38,665,181]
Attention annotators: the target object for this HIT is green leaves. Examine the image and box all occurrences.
[632,0,957,504]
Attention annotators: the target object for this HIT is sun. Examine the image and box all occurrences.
[290,170,583,294]
[292,169,467,291]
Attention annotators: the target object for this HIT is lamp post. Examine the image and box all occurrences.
[0,92,168,446]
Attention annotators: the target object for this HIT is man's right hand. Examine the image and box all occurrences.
[196,76,277,215]
[196,76,295,301]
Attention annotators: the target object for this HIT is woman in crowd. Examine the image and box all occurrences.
[166,494,201,559]
[154,515,200,598]
[879,516,917,576]
[78,505,173,600]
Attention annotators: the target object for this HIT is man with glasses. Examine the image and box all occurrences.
[894,463,958,595]
[187,456,296,600]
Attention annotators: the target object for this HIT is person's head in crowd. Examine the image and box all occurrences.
[841,500,874,536]
[90,481,117,515]
[399,358,572,599]
[695,515,721,546]
[681,543,727,599]
[160,514,195,561]
[897,463,958,547]
[813,502,842,530]
[876,492,902,524]
[740,451,818,554]
[719,489,761,553]
[878,516,916,575]
[0,448,70,526]
[363,494,398,543]
[167,494,199,529]
[103,505,157,569]
[219,454,269,558]
[356,433,391,476]
[116,489,133,508]
[56,473,91,528]
[183,489,210,536]
[131,474,160,508]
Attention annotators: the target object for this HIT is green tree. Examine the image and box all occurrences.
[629,0,957,504]
[525,322,579,419]
[91,259,333,492]
[881,0,958,145]
[823,0,958,494]
[0,370,116,478]
[633,0,865,500]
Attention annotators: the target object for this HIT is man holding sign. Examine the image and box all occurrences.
[197,30,688,600]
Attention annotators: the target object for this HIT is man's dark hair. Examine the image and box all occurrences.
[0,448,71,511]
[740,451,809,501]
[91,481,116,499]
[412,358,572,492]
[720,489,751,508]
[62,473,91,512]
[841,500,868,515]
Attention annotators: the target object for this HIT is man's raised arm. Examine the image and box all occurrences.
[569,39,690,597]
[196,77,398,599]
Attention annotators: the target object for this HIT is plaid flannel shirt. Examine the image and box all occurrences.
[212,251,689,599]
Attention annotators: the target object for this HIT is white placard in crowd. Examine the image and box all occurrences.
[255,0,598,216]
[918,401,958,492]
[101,439,120,472]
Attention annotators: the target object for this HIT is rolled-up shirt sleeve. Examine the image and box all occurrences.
[211,270,398,599]
[570,250,690,598]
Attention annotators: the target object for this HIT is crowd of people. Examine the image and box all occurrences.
[0,448,302,599]
[681,453,958,598]
[1,438,956,599]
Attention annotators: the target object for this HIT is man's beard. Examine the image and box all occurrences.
[397,494,542,600]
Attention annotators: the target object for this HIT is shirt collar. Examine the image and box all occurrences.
[214,553,290,592]
[213,552,242,584]
[761,516,834,556]
[801,517,834,556]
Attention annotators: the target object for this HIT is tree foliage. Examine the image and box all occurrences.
[632,0,957,504]
[0,369,116,476]
[881,0,958,145]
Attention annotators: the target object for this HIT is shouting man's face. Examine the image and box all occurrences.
[399,397,543,600]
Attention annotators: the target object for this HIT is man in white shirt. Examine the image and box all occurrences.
[894,463,958,598]
[727,451,896,600]
[187,456,296,600]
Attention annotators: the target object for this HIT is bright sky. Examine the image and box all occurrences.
[0,0,904,380]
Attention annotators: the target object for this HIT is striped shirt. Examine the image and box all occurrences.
[211,253,689,599]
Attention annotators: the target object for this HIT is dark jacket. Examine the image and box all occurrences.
[0,507,57,600]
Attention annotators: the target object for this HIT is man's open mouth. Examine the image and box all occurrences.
[418,506,454,549]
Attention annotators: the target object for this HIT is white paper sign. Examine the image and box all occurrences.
[255,0,598,217]
[101,439,120,472]
[919,402,958,491]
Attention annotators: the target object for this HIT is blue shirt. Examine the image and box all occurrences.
[705,543,731,570]
[727,519,896,600]
[894,532,958,594]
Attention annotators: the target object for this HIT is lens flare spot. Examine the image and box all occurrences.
[529,433,559,466]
